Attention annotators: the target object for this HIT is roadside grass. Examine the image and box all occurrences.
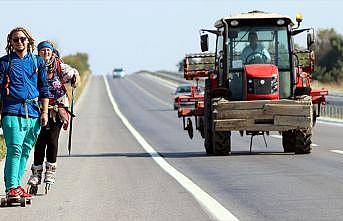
[0,71,91,160]
[0,137,5,159]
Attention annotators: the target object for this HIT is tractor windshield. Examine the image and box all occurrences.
[228,26,290,69]
[226,25,292,100]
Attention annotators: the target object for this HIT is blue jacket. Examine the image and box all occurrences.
[0,52,49,118]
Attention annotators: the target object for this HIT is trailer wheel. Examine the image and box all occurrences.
[213,131,231,155]
[282,130,295,153]
[294,129,312,154]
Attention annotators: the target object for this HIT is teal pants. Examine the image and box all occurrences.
[2,116,41,191]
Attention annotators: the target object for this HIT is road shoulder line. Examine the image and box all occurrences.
[103,75,239,221]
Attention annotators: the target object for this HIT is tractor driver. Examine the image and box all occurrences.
[241,32,271,64]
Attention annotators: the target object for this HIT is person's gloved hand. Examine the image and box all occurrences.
[58,108,70,130]
[63,120,69,130]
[71,73,80,88]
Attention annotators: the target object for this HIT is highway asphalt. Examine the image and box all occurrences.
[0,73,342,221]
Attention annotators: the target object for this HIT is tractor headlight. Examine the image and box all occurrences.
[271,74,278,93]
[247,78,254,93]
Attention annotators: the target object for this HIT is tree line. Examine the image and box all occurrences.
[62,52,90,76]
[314,28,343,83]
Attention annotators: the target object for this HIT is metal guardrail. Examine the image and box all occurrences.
[148,71,343,120]
[321,105,343,120]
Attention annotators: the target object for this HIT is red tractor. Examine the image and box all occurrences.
[178,11,328,155]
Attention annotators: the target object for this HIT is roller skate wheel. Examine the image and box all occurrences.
[29,185,38,195]
[1,198,7,207]
[45,184,50,195]
[20,197,26,207]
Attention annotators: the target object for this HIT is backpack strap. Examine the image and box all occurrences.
[0,55,10,112]
[4,55,12,74]
[30,53,38,74]
[3,55,12,96]
[55,58,69,96]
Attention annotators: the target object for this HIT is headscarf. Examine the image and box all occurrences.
[37,41,53,52]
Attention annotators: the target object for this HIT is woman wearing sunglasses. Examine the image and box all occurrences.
[0,27,49,203]
[27,41,80,195]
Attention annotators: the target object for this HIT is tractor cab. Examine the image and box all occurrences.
[201,11,317,102]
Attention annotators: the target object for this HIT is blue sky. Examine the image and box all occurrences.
[0,0,341,75]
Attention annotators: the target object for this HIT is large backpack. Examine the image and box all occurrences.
[51,54,75,118]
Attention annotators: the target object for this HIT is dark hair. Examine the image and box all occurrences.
[6,27,35,54]
[53,48,60,57]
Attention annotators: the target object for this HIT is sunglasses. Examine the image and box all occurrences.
[12,37,27,43]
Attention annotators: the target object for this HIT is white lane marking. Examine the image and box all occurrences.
[311,143,319,147]
[104,75,239,221]
[330,150,343,155]
[126,77,171,106]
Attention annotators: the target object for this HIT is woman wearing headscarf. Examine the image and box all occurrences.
[27,41,80,194]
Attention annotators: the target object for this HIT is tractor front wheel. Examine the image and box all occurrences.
[204,113,214,155]
[204,79,214,155]
[282,130,295,153]
[212,131,231,155]
[294,129,312,154]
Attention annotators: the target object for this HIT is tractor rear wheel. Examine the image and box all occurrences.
[294,129,312,154]
[282,130,295,153]
[203,79,231,156]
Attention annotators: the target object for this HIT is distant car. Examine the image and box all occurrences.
[113,68,126,78]
[173,84,204,110]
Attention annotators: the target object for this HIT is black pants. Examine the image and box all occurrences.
[34,115,63,165]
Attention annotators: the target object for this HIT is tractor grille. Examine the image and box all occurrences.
[247,77,278,95]
[254,78,272,94]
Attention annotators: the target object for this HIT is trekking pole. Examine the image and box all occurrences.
[68,75,76,156]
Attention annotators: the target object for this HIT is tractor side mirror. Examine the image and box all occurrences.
[307,32,315,49]
[200,34,209,52]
